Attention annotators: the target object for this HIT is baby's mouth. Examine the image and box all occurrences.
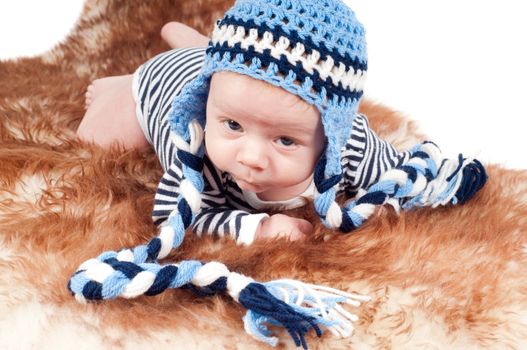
[235,177,254,185]
[232,173,253,183]
[233,175,263,189]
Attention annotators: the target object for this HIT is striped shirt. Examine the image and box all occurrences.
[132,48,410,244]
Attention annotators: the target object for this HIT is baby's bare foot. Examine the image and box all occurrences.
[161,22,210,49]
[85,84,94,110]
[77,75,149,150]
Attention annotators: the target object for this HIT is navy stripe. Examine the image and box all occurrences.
[192,210,209,226]
[345,155,363,163]
[216,210,232,229]
[202,198,224,207]
[234,215,242,240]
[212,208,231,233]
[199,212,216,233]
[367,128,380,184]
[218,16,367,72]
[163,166,182,181]
[153,217,165,226]
[156,188,179,197]
[154,199,178,206]
[350,134,366,143]
[222,221,230,234]
[152,208,173,216]
[159,175,180,187]
[203,156,223,191]
[378,135,388,177]
[345,143,363,152]
[199,207,228,215]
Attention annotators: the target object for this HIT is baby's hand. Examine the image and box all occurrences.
[255,214,313,242]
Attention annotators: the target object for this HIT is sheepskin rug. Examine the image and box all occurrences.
[1,0,526,349]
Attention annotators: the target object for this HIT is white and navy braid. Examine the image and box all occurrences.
[313,141,488,232]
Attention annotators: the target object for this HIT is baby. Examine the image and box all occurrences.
[70,1,488,346]
[77,0,486,245]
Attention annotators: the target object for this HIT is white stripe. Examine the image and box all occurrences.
[211,23,366,92]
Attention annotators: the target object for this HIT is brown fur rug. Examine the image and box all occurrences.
[1,1,526,349]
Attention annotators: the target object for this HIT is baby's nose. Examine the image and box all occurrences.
[236,142,269,170]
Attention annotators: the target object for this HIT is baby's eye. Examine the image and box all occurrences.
[224,120,242,132]
[277,137,296,147]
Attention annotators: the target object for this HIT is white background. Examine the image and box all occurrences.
[0,0,525,169]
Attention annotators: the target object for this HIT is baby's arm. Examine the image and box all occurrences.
[160,22,209,49]
[193,207,310,244]
[153,159,309,245]
[193,204,269,245]
[340,113,486,219]
[194,164,311,243]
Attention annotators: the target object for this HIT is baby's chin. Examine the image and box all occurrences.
[233,177,276,196]
[238,181,307,202]
[231,172,314,200]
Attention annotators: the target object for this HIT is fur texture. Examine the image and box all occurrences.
[1,0,526,349]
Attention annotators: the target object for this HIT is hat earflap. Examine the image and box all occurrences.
[314,141,488,232]
[169,71,210,140]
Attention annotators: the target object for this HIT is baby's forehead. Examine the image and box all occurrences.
[210,71,319,115]
[208,72,322,138]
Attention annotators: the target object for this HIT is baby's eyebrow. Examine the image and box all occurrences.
[270,122,317,137]
[240,112,318,136]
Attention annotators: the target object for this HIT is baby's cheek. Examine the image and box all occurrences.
[204,132,219,163]
[205,132,229,170]
[283,156,314,179]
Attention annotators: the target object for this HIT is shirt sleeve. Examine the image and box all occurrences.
[152,156,268,245]
[341,114,412,194]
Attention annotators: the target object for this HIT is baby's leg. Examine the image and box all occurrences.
[161,22,209,49]
[77,75,149,150]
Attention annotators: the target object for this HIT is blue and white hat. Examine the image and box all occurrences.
[169,0,372,231]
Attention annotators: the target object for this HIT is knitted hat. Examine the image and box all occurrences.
[170,0,369,231]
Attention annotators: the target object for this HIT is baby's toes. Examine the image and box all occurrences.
[85,84,94,109]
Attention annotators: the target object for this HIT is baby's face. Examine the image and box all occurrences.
[205,72,325,201]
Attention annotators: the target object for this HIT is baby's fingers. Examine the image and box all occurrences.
[295,219,314,235]
[286,230,306,241]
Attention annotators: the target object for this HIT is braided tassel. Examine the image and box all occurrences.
[315,141,488,232]
[68,120,369,349]
[68,256,369,349]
